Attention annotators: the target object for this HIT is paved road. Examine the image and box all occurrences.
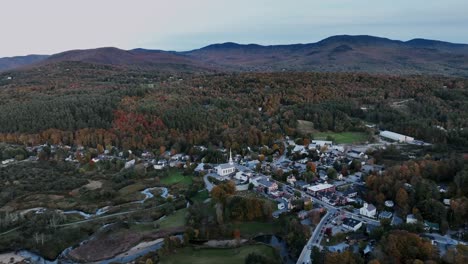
[423,233,467,246]
[296,211,332,264]
[203,174,214,191]
[57,202,169,227]
[270,178,379,264]
[0,226,21,237]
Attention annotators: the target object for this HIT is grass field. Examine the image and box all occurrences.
[233,221,280,237]
[117,183,146,201]
[313,131,368,144]
[159,244,278,264]
[160,169,193,186]
[191,190,210,203]
[297,120,369,144]
[129,208,187,232]
[158,208,187,229]
[118,183,146,195]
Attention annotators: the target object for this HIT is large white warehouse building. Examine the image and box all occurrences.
[380,130,414,143]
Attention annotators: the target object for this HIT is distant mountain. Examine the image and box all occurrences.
[41,47,214,72]
[185,35,468,76]
[0,54,49,72]
[1,35,468,76]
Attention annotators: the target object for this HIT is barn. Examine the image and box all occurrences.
[379,130,414,143]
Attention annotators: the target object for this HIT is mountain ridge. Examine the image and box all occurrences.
[1,35,468,76]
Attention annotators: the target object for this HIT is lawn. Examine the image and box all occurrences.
[191,189,210,203]
[313,131,369,144]
[158,208,187,229]
[129,208,187,232]
[117,183,146,202]
[118,183,146,195]
[233,221,281,237]
[160,169,193,186]
[159,244,278,264]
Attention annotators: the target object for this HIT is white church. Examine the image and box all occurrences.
[215,149,236,178]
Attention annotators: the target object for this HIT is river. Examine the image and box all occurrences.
[20,187,168,219]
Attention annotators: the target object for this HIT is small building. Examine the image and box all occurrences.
[297,210,309,220]
[293,145,307,154]
[424,221,440,231]
[379,211,393,219]
[295,180,310,190]
[380,130,414,143]
[342,218,363,231]
[359,203,377,218]
[234,171,250,182]
[443,199,451,206]
[194,162,205,173]
[125,159,135,169]
[347,150,366,160]
[287,175,297,185]
[154,160,168,170]
[257,178,278,193]
[312,140,333,147]
[406,214,418,224]
[362,164,385,175]
[276,198,287,210]
[307,183,335,196]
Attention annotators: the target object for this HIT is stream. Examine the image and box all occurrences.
[20,187,168,219]
[12,187,170,264]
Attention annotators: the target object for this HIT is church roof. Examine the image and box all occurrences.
[217,163,235,169]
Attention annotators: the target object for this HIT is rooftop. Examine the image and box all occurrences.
[217,163,235,169]
[308,183,334,192]
[342,217,362,228]
[258,178,275,188]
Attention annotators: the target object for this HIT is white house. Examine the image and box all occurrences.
[215,150,236,177]
[234,171,250,182]
[359,203,377,218]
[125,159,135,169]
[292,145,309,155]
[287,175,297,185]
[154,160,168,170]
[380,130,414,143]
[277,201,286,210]
[406,214,418,224]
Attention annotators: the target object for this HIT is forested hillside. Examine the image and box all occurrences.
[0,62,467,151]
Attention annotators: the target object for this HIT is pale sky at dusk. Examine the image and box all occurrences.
[1,0,467,57]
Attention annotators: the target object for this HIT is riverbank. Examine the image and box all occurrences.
[68,226,184,262]
[0,252,24,264]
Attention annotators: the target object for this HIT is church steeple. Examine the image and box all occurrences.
[229,148,234,165]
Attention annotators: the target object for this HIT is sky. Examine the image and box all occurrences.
[1,0,468,57]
